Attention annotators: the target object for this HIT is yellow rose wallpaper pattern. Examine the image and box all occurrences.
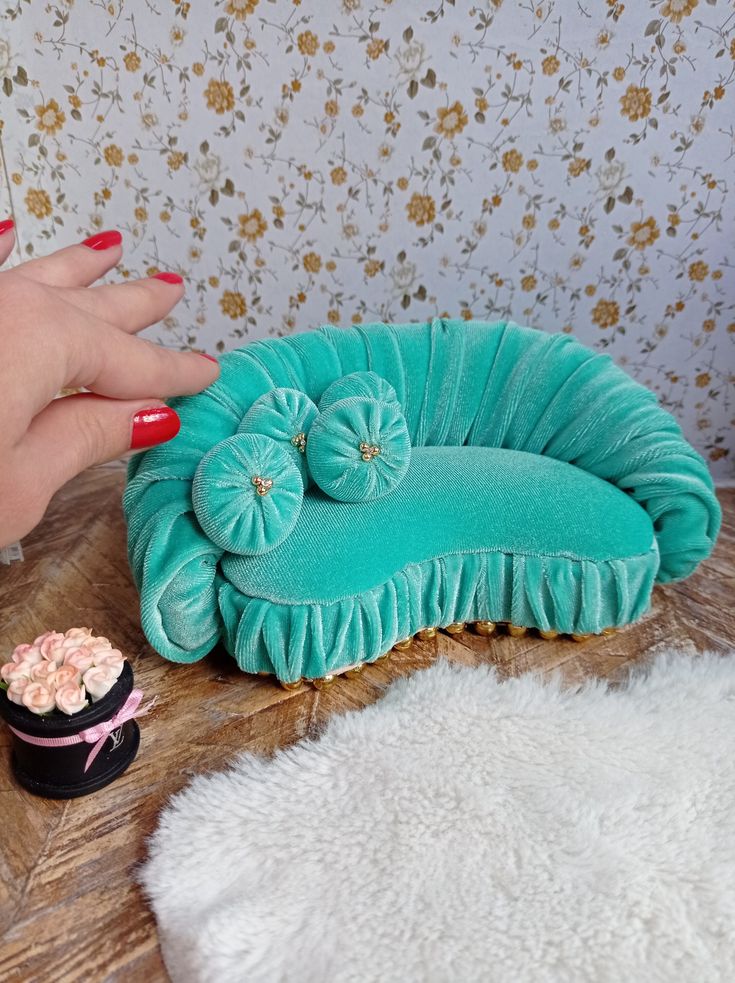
[1,0,733,476]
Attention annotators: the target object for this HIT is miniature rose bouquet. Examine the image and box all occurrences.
[0,627,126,716]
[0,628,149,798]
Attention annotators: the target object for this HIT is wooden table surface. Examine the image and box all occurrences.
[1,468,733,983]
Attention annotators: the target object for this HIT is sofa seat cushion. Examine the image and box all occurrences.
[216,447,659,679]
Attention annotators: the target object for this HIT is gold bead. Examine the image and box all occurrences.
[601,627,618,636]
[280,679,304,691]
[345,665,364,678]
[393,638,413,651]
[444,622,466,635]
[312,674,335,689]
[571,633,592,643]
[538,629,559,640]
[507,624,528,638]
[416,627,438,641]
[474,621,496,637]
[257,671,272,677]
[374,650,390,661]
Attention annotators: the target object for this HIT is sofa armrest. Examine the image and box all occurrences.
[477,325,721,583]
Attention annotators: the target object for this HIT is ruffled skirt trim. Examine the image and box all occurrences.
[214,546,660,682]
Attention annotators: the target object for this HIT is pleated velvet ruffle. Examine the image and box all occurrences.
[123,318,722,674]
[217,547,660,682]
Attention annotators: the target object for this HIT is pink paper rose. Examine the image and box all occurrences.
[39,632,66,660]
[30,660,59,686]
[1,660,35,684]
[86,636,113,655]
[63,646,95,673]
[6,677,30,705]
[92,649,125,678]
[82,664,118,701]
[55,682,88,716]
[54,664,82,688]
[21,682,57,715]
[40,628,94,662]
[22,645,44,666]
[64,627,93,644]
[10,643,44,666]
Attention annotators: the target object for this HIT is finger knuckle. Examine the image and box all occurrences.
[74,406,109,465]
[140,338,175,397]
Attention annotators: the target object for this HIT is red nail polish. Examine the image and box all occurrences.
[198,353,218,363]
[152,272,183,285]
[0,218,15,235]
[130,406,180,450]
[82,230,122,250]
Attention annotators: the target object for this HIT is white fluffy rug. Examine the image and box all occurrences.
[142,652,735,983]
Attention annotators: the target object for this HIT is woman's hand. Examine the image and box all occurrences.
[0,221,219,548]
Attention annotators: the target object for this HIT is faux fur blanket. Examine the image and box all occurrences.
[142,651,735,983]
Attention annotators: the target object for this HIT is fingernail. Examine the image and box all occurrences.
[0,218,15,235]
[82,230,122,250]
[130,406,180,451]
[152,272,183,285]
[198,353,218,364]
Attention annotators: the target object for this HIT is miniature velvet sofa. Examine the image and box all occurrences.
[123,319,721,687]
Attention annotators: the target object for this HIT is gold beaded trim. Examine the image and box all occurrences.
[291,432,307,454]
[268,623,620,690]
[359,441,381,462]
[251,475,273,496]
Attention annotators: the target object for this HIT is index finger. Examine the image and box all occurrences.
[68,314,220,401]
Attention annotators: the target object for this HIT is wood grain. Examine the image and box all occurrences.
[0,468,733,983]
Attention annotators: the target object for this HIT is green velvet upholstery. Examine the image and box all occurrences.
[123,319,721,682]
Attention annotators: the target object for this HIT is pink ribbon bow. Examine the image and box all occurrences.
[9,688,154,773]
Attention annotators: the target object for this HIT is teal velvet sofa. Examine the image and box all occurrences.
[123,319,721,686]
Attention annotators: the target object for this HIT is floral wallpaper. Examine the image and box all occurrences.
[1,0,733,477]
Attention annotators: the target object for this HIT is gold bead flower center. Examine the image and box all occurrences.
[291,431,307,453]
[359,441,381,462]
[251,475,273,496]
